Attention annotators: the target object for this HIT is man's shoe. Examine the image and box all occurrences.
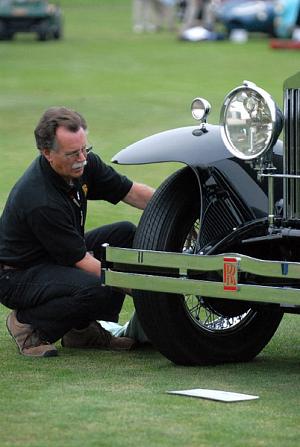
[61,321,135,351]
[6,311,58,358]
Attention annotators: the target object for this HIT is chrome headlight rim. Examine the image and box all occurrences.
[220,81,280,161]
[191,97,211,122]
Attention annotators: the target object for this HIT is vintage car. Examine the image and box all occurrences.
[103,72,300,366]
[217,0,276,35]
[0,0,62,41]
[217,0,300,38]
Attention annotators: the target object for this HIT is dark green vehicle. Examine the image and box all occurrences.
[0,0,62,41]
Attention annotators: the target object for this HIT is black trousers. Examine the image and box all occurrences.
[0,221,136,343]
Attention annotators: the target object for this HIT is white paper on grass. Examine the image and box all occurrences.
[167,389,259,402]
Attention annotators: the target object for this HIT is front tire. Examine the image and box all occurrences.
[133,167,283,365]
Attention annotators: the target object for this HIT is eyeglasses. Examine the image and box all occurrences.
[63,146,93,159]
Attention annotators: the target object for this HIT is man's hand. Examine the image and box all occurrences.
[75,251,101,277]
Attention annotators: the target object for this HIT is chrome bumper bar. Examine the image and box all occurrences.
[103,246,300,307]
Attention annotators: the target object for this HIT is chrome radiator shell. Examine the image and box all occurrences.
[283,73,300,220]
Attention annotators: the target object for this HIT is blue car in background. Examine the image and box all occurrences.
[217,0,300,38]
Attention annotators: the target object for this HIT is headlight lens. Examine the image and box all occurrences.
[191,97,211,122]
[220,81,282,160]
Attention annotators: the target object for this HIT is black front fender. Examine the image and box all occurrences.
[112,124,283,169]
[112,123,283,218]
[112,124,232,167]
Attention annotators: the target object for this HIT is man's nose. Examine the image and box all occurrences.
[78,149,86,160]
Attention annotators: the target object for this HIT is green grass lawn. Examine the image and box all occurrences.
[0,1,300,446]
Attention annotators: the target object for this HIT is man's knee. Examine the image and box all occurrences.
[118,221,136,248]
[85,221,136,259]
[73,282,125,322]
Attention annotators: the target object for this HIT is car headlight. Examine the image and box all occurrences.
[191,97,211,122]
[220,81,283,160]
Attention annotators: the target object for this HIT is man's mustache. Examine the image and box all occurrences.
[72,160,87,169]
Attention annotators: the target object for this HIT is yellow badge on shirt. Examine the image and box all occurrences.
[82,183,88,197]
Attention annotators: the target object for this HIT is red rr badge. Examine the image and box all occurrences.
[223,257,239,291]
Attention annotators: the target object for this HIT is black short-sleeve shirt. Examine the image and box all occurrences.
[0,153,132,267]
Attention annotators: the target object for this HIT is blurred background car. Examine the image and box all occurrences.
[217,0,276,36]
[0,0,63,41]
[216,0,300,39]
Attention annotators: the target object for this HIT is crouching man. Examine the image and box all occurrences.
[0,107,154,357]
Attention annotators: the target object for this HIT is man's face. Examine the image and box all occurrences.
[42,126,88,182]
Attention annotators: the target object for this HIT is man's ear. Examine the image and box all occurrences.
[41,149,52,162]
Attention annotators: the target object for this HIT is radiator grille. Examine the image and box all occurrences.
[284,88,300,219]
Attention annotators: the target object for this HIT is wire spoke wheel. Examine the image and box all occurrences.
[182,221,253,333]
[184,294,251,331]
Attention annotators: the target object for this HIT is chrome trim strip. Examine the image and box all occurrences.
[104,247,300,306]
[105,270,300,306]
[106,247,300,280]
[260,174,300,179]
